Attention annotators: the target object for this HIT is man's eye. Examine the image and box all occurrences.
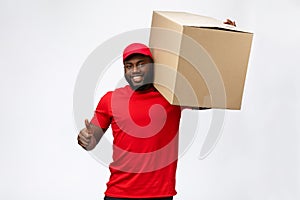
[125,65,132,69]
[138,63,144,67]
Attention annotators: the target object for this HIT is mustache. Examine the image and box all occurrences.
[130,73,143,76]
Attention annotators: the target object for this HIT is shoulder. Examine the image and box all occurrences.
[100,85,131,100]
[110,85,133,97]
[113,85,131,93]
[101,91,113,101]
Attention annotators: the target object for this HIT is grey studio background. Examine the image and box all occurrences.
[0,0,299,200]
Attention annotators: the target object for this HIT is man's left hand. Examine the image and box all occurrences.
[224,19,236,27]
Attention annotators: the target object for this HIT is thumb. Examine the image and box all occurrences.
[85,119,92,132]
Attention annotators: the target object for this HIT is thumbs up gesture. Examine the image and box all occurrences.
[77,119,96,151]
[85,119,92,134]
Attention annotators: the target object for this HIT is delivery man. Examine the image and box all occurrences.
[77,19,236,200]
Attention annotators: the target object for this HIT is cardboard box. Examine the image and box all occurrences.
[149,11,253,109]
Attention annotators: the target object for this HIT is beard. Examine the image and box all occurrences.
[125,68,154,91]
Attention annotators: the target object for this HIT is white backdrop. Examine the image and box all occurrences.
[0,0,299,199]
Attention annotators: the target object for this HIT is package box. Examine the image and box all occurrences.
[149,11,253,109]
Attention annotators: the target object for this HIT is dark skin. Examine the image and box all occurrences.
[224,19,236,26]
[77,19,237,150]
[77,119,106,151]
[123,54,154,91]
[77,54,153,151]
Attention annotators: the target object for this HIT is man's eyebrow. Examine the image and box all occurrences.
[136,60,145,64]
[124,61,132,65]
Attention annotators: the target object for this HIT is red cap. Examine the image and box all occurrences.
[123,43,153,62]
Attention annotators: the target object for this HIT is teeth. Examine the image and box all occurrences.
[132,75,142,82]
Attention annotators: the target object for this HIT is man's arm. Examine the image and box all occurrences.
[77,119,107,151]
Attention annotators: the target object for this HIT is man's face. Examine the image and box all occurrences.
[124,54,154,91]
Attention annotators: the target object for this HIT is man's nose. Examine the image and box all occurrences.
[132,65,140,73]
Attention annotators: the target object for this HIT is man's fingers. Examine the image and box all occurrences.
[78,132,91,144]
[85,119,92,133]
[224,19,236,27]
[78,139,89,148]
[85,119,90,129]
[226,19,233,24]
[77,130,93,150]
[78,119,94,150]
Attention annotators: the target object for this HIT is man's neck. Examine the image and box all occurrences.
[132,83,154,92]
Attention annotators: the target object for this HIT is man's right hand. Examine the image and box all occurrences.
[77,119,97,151]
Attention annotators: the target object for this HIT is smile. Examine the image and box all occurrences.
[131,75,143,83]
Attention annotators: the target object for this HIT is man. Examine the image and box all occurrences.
[77,19,236,200]
[78,43,180,200]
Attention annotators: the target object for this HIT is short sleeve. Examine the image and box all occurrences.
[90,92,112,129]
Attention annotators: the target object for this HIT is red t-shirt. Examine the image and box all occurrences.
[91,85,182,198]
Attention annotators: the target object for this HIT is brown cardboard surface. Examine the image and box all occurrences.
[149,11,253,110]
